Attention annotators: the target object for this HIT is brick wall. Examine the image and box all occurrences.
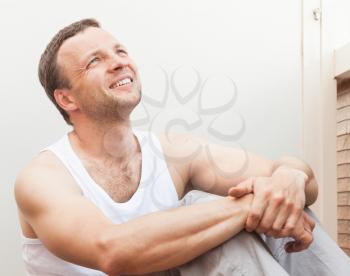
[337,84,350,256]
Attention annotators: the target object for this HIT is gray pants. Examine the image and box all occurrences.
[152,190,350,276]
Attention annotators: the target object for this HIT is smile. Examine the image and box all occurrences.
[109,77,133,89]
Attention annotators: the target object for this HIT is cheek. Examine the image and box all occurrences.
[88,71,104,86]
[130,63,141,86]
[129,60,139,74]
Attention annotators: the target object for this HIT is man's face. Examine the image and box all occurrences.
[57,27,142,122]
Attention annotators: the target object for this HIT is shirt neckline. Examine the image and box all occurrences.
[65,129,145,208]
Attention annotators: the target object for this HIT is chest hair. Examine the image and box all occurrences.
[82,153,142,203]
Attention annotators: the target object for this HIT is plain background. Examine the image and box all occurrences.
[0,0,349,274]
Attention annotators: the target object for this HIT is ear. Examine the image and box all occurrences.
[53,88,78,113]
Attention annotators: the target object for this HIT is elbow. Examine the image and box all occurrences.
[305,176,319,206]
[95,227,127,276]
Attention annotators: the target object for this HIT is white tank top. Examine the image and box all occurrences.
[22,129,180,275]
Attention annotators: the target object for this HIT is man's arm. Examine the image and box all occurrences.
[15,152,252,275]
[157,133,317,248]
[158,133,318,205]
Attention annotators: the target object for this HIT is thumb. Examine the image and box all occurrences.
[228,178,254,198]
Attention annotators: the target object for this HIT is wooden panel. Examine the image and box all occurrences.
[338,192,350,205]
[336,61,350,255]
[337,105,350,122]
[337,90,350,109]
[337,120,350,136]
[337,164,350,178]
[338,233,350,249]
[338,220,350,234]
[338,178,350,192]
[337,79,350,95]
[337,135,350,151]
[337,150,350,164]
[338,206,350,219]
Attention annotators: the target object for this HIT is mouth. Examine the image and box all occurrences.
[109,77,134,90]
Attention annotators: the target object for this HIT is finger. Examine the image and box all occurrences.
[264,229,285,238]
[264,230,276,237]
[277,214,303,240]
[285,241,300,253]
[246,193,268,232]
[271,200,293,233]
[303,212,316,232]
[286,217,313,252]
[228,178,254,198]
[283,206,303,236]
[256,194,284,233]
[285,231,313,253]
[285,241,298,253]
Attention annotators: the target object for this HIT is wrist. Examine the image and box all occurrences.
[272,156,313,181]
[227,193,253,216]
[273,165,309,183]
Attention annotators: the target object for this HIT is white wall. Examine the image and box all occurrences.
[0,0,304,274]
[334,0,350,49]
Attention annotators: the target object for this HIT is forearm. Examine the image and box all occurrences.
[99,194,253,275]
[272,156,318,206]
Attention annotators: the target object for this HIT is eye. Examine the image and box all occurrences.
[87,57,100,67]
[117,49,128,56]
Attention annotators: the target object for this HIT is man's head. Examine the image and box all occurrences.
[38,18,141,126]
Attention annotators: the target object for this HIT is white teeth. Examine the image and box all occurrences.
[111,78,132,88]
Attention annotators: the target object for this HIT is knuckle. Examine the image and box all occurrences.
[272,194,285,204]
[257,227,267,233]
[278,230,289,238]
[245,221,254,231]
[284,224,294,234]
[263,188,272,198]
[249,211,261,220]
[285,199,294,209]
[293,206,302,214]
[259,224,269,232]
[272,224,282,232]
[309,218,316,228]
[304,238,313,249]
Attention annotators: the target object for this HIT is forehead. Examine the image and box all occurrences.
[57,27,120,65]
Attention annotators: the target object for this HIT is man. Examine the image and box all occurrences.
[15,18,349,275]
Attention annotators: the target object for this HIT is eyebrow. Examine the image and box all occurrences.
[81,43,124,64]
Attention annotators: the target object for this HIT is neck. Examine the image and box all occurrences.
[69,118,138,162]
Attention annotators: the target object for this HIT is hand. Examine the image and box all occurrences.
[282,211,315,253]
[228,166,308,235]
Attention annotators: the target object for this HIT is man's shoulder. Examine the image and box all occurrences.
[16,151,63,183]
[155,132,206,158]
[15,150,81,212]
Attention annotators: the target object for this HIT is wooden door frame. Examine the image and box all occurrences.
[302,0,338,239]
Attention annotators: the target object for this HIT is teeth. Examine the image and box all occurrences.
[111,78,132,89]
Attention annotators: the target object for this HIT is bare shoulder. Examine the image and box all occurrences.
[155,132,208,197]
[14,150,81,216]
[155,132,206,161]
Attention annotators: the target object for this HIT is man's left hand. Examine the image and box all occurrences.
[228,166,308,235]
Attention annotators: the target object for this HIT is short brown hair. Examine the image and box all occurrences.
[38,18,100,125]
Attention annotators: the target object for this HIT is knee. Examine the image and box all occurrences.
[224,230,266,252]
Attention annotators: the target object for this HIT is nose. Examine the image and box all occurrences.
[107,54,129,73]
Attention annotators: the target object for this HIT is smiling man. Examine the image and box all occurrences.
[15,19,350,275]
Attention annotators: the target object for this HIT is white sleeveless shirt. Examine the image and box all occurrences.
[22,129,180,276]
